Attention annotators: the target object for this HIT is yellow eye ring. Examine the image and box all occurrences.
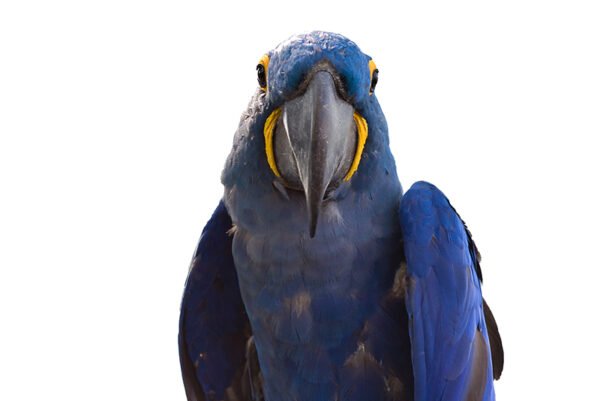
[369,59,378,94]
[257,54,270,91]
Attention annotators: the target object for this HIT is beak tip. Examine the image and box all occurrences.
[307,201,320,238]
[309,224,317,238]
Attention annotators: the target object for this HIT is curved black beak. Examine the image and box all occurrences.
[275,70,356,237]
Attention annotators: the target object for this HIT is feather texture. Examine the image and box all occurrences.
[179,202,251,401]
[400,182,497,401]
[179,32,502,401]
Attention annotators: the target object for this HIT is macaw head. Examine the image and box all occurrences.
[222,31,401,237]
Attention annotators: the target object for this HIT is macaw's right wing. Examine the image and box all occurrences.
[179,201,257,401]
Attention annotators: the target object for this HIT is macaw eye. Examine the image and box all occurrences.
[256,64,267,89]
[257,54,270,91]
[370,69,379,93]
[369,59,378,94]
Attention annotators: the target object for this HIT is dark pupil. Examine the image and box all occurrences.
[256,64,267,88]
[370,69,379,92]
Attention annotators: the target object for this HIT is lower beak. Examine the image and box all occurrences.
[275,71,357,237]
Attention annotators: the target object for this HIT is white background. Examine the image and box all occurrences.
[1,1,599,400]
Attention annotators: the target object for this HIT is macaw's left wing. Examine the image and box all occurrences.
[179,201,256,401]
[400,182,503,401]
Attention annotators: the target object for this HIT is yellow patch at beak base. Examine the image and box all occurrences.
[263,108,368,182]
[344,113,368,181]
[264,108,282,177]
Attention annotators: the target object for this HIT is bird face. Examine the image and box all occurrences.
[256,32,380,236]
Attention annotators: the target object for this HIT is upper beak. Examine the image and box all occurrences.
[275,70,357,237]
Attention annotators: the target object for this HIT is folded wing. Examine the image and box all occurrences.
[400,182,502,401]
[179,202,252,401]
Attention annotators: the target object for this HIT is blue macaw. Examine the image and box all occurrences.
[179,31,503,401]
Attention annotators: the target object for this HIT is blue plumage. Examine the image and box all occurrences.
[179,202,250,400]
[400,182,495,401]
[179,32,502,401]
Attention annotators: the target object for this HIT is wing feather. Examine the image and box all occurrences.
[400,182,501,401]
[178,201,252,401]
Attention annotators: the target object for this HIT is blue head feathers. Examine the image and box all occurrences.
[222,31,400,237]
[265,32,374,107]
